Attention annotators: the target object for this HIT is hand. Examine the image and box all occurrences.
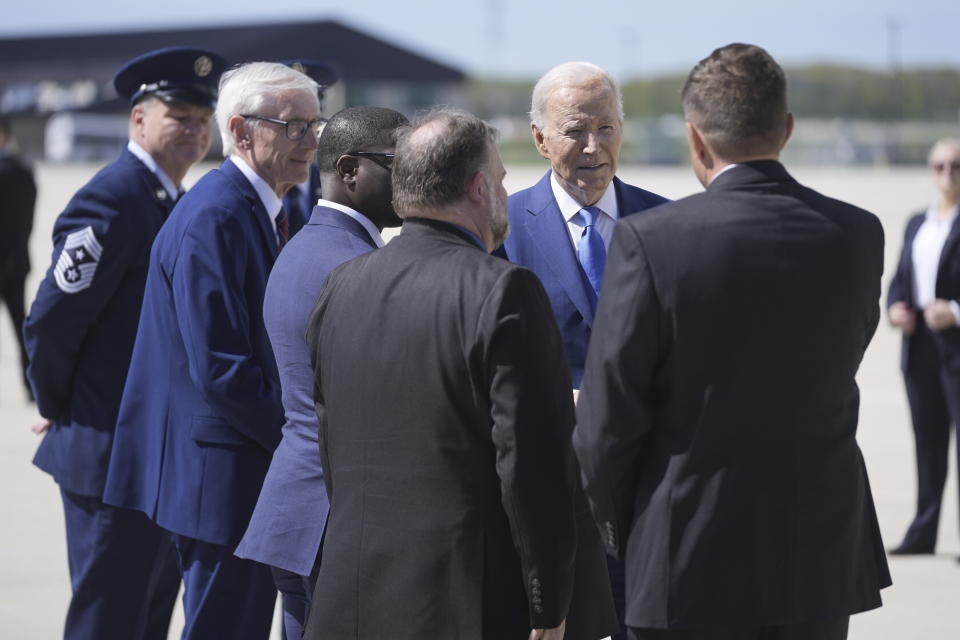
[924,299,957,331]
[530,620,566,640]
[31,418,52,435]
[888,301,916,336]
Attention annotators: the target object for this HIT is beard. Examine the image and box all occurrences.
[486,179,510,249]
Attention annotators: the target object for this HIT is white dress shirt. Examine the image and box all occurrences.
[229,156,282,243]
[550,173,619,252]
[314,198,385,248]
[127,140,179,201]
[912,203,960,321]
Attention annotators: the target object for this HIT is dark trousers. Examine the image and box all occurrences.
[1,272,29,395]
[629,616,849,640]
[900,322,960,550]
[608,555,627,640]
[271,560,319,640]
[60,489,179,640]
[171,534,276,640]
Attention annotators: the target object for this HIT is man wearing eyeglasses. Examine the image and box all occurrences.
[888,137,960,559]
[102,61,321,639]
[281,59,341,238]
[236,105,408,640]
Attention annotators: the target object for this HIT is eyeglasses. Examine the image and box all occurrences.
[931,161,960,173]
[241,114,326,141]
[344,151,395,171]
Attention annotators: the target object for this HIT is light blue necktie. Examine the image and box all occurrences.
[578,206,606,302]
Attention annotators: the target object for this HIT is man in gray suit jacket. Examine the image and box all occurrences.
[235,105,408,640]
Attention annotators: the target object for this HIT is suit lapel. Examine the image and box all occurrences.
[936,212,960,289]
[221,159,279,262]
[613,176,643,219]
[524,172,595,325]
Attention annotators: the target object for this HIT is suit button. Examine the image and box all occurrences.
[533,605,543,614]
[531,578,541,587]
[532,596,542,604]
[531,587,541,596]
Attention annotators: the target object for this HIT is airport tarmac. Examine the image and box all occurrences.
[0,161,957,638]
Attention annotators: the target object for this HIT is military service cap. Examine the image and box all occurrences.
[281,59,341,90]
[113,47,229,109]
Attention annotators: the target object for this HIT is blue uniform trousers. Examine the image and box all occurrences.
[171,534,276,639]
[60,489,179,640]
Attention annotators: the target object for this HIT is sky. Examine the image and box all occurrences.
[3,0,960,79]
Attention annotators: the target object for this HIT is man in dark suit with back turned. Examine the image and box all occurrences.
[303,108,614,640]
[574,43,891,640]
[103,61,323,639]
[0,115,35,401]
[236,105,408,640]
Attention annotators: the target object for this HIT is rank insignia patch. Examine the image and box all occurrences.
[54,226,103,294]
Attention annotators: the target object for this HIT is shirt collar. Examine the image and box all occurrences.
[229,155,283,234]
[709,163,741,184]
[924,203,960,224]
[315,198,385,248]
[550,171,619,223]
[431,220,486,250]
[127,140,179,201]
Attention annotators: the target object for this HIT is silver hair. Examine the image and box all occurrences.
[929,137,960,163]
[215,62,319,156]
[529,61,624,129]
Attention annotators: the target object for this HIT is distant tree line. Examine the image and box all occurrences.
[470,66,960,122]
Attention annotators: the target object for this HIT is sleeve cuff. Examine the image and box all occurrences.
[950,301,960,326]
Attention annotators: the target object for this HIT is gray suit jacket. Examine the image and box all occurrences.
[235,205,379,573]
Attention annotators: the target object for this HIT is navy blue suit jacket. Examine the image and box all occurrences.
[236,205,378,574]
[888,210,960,371]
[499,171,668,387]
[103,159,284,547]
[26,148,174,497]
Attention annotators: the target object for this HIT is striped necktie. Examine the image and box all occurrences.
[578,206,606,303]
[275,209,290,250]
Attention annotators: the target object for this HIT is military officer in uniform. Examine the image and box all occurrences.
[23,47,227,640]
[281,59,341,238]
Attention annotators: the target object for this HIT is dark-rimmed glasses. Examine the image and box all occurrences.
[344,151,395,171]
[241,114,325,141]
[931,161,960,174]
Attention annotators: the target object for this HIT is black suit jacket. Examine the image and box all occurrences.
[304,218,613,639]
[887,210,960,370]
[0,152,36,279]
[574,161,891,629]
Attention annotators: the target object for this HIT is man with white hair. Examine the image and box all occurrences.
[497,61,668,639]
[103,61,322,639]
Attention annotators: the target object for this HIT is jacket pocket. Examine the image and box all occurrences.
[191,416,250,445]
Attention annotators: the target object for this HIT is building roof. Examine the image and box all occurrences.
[0,19,464,87]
